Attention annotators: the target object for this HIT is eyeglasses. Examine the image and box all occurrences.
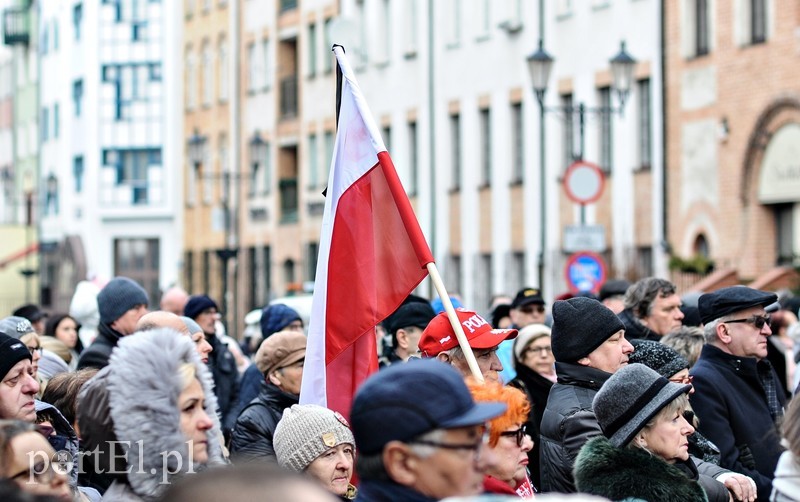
[499,424,529,447]
[408,429,489,453]
[724,314,770,330]
[669,374,694,385]
[525,346,552,356]
[519,306,545,315]
[26,345,42,356]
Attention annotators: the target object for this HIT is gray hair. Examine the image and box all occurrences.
[703,319,721,344]
[355,428,446,481]
[624,278,677,318]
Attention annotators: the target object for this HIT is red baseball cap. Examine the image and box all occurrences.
[419,308,518,357]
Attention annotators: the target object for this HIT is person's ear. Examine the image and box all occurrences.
[396,329,409,351]
[717,323,731,344]
[382,442,418,486]
[436,352,450,364]
[268,371,282,387]
[576,356,591,367]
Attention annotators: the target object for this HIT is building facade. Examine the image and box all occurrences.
[665,0,800,286]
[37,0,182,310]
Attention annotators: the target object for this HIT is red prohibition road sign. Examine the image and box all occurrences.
[563,160,605,204]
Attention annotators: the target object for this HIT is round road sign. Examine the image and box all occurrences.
[563,161,605,204]
[565,251,607,294]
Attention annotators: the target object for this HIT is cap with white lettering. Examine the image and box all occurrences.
[418,308,518,357]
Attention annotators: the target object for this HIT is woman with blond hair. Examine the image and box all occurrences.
[467,379,534,498]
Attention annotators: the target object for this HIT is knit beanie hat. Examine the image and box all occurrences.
[551,297,625,363]
[183,295,219,321]
[593,363,691,447]
[0,332,32,380]
[512,324,551,367]
[273,404,355,472]
[98,277,149,324]
[260,304,302,339]
[0,316,36,339]
[629,340,689,379]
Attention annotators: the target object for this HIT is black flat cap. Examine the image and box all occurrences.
[698,286,778,325]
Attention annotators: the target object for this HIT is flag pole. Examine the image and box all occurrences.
[426,262,484,383]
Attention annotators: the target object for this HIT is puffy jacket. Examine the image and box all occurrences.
[230,381,298,462]
[538,362,610,493]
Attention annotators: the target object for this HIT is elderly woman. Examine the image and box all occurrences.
[468,380,534,497]
[78,328,226,500]
[575,363,756,502]
[273,404,356,500]
[508,323,554,488]
[0,419,72,501]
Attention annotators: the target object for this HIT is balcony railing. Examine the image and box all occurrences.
[3,7,30,46]
[279,75,298,119]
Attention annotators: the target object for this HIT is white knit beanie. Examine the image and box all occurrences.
[273,404,355,472]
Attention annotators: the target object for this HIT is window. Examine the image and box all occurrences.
[102,148,162,205]
[202,250,210,293]
[382,124,391,153]
[52,19,59,51]
[323,131,334,180]
[450,113,461,190]
[445,0,461,47]
[561,93,574,169]
[476,0,490,39]
[403,0,417,55]
[53,104,59,138]
[751,0,766,44]
[323,18,333,73]
[280,178,298,222]
[307,134,318,189]
[262,141,271,195]
[695,0,709,56]
[247,43,257,92]
[637,79,652,169]
[283,259,296,287]
[73,3,83,41]
[262,38,271,90]
[44,173,58,216]
[510,251,525,294]
[41,107,49,142]
[598,87,612,172]
[186,48,197,110]
[354,0,367,68]
[306,242,319,281]
[376,0,391,64]
[73,156,84,192]
[218,38,228,102]
[408,120,418,195]
[114,238,160,306]
[307,23,317,77]
[185,251,194,293]
[202,41,213,106]
[511,103,523,182]
[73,79,84,116]
[480,108,491,186]
[477,253,492,312]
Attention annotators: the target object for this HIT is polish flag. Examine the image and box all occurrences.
[299,47,434,418]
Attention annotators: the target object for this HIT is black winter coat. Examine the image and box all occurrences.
[509,363,554,488]
[575,436,709,502]
[229,381,298,462]
[538,362,610,493]
[77,322,123,370]
[618,308,660,341]
[206,334,241,435]
[690,344,786,501]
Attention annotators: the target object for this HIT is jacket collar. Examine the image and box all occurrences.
[356,479,437,502]
[260,381,300,409]
[618,309,659,341]
[555,361,612,390]
[97,321,124,344]
[699,344,768,376]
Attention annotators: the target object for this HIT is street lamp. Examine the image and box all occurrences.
[248,130,267,196]
[526,39,636,293]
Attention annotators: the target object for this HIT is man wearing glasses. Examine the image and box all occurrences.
[350,360,506,501]
[509,287,547,329]
[692,286,786,501]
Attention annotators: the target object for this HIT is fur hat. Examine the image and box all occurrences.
[593,363,691,447]
[0,332,32,380]
[551,297,625,363]
[183,295,219,321]
[98,277,148,324]
[629,340,689,378]
[274,404,355,472]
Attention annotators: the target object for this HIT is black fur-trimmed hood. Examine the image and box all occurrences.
[106,328,226,500]
[574,436,708,502]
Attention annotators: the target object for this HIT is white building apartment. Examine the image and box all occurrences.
[37,0,182,309]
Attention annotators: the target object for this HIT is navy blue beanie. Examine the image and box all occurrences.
[184,295,219,320]
[98,277,149,324]
[260,304,302,338]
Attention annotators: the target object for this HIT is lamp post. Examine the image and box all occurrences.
[526,40,636,292]
[249,130,267,194]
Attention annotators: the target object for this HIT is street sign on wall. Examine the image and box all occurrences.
[565,251,607,294]
[563,224,606,253]
[563,160,605,204]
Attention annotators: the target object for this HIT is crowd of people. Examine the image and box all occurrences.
[0,275,799,501]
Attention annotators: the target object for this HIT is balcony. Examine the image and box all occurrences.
[279,75,298,119]
[3,7,30,46]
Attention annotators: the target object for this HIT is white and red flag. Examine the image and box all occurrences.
[299,46,434,418]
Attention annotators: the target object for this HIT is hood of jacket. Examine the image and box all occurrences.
[106,328,226,501]
[35,400,80,488]
[574,436,708,502]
